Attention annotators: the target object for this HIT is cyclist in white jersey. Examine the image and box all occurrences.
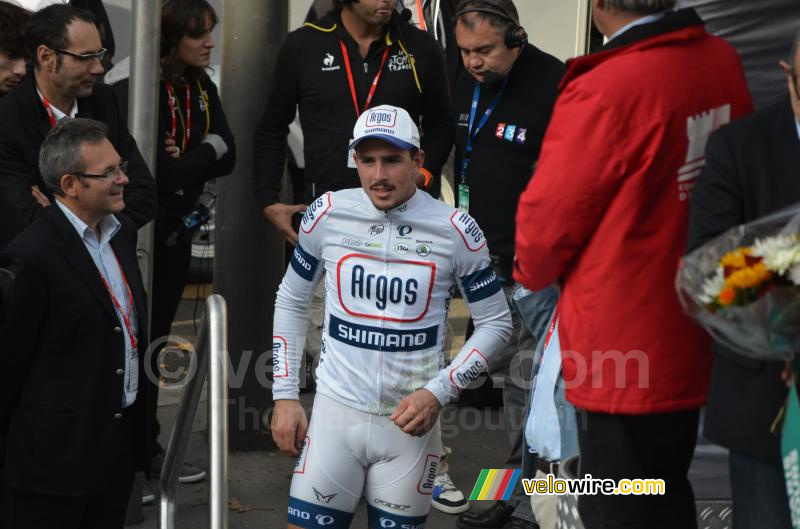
[271,105,512,529]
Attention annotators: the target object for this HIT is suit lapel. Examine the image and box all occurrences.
[47,206,119,321]
[17,76,53,185]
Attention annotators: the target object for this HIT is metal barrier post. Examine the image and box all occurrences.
[159,294,229,529]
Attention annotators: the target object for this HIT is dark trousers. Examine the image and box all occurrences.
[578,409,699,529]
[148,234,192,455]
[2,416,136,529]
[729,451,792,529]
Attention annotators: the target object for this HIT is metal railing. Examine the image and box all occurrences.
[159,294,229,529]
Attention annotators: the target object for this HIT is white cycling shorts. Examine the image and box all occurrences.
[287,393,443,529]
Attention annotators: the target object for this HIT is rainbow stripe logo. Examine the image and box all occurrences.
[469,469,522,501]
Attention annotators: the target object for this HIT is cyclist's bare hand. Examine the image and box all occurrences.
[271,399,308,456]
[390,389,441,437]
[262,203,307,245]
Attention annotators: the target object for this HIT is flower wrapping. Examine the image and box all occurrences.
[676,204,800,361]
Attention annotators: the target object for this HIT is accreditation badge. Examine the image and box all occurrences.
[458,184,470,213]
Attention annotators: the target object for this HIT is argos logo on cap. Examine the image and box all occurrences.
[366,109,397,128]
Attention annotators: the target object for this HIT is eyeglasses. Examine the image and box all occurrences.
[72,160,128,180]
[52,47,108,63]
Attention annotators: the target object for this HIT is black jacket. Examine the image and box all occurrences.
[0,205,152,495]
[688,97,800,466]
[453,44,564,257]
[114,72,236,238]
[0,74,156,250]
[253,10,454,207]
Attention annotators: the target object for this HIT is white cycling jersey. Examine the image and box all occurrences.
[272,188,512,414]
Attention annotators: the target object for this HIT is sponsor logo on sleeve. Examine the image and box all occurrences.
[301,192,332,233]
[272,336,289,378]
[677,104,731,201]
[450,211,487,252]
[336,253,435,322]
[291,244,319,281]
[460,266,502,303]
[449,348,489,389]
[417,454,440,494]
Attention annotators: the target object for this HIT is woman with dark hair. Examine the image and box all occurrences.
[114,0,235,485]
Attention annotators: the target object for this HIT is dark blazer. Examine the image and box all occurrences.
[0,205,152,495]
[0,74,156,250]
[688,97,800,467]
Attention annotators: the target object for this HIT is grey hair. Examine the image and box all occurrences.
[454,0,519,33]
[39,118,108,196]
[604,0,677,15]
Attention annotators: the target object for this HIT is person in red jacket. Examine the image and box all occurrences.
[512,1,753,528]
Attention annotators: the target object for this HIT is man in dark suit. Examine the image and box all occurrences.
[0,3,155,250]
[688,30,800,529]
[0,118,152,529]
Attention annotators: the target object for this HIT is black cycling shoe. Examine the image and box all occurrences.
[457,500,516,529]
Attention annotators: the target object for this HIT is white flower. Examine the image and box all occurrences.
[790,263,800,286]
[699,266,725,305]
[751,235,800,275]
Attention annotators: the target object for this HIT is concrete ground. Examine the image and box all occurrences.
[129,290,732,529]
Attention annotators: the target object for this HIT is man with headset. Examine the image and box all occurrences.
[451,1,565,528]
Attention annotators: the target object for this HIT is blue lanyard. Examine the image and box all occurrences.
[461,77,508,183]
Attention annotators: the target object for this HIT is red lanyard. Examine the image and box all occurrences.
[166,82,192,152]
[542,306,560,352]
[41,95,58,128]
[340,38,390,118]
[97,254,137,350]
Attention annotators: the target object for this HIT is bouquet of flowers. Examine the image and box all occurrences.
[676,205,800,361]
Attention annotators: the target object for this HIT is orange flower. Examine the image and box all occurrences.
[725,262,773,290]
[718,286,736,306]
[721,247,752,270]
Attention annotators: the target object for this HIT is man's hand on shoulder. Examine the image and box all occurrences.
[262,203,307,245]
[271,399,308,456]
[389,389,441,437]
